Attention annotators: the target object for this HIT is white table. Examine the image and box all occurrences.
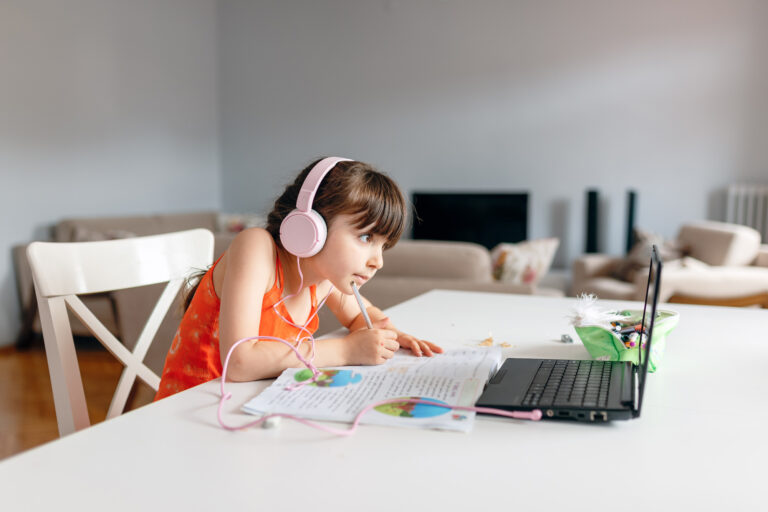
[2,291,766,510]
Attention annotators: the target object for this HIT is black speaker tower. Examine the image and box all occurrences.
[625,190,637,254]
[585,189,599,253]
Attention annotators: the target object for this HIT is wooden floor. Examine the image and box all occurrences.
[0,338,155,461]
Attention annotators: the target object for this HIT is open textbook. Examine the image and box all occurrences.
[242,347,502,433]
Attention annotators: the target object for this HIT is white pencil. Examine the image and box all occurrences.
[350,281,373,329]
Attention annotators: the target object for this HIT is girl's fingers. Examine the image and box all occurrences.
[399,336,419,354]
[382,338,400,352]
[405,337,435,356]
[421,339,443,356]
[423,340,443,353]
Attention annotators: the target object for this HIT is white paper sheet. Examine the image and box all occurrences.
[242,347,502,432]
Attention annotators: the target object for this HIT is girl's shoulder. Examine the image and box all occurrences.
[216,228,278,292]
[228,227,277,266]
[231,226,274,247]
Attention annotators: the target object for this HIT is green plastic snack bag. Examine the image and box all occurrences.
[574,309,679,372]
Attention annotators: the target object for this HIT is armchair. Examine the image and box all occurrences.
[571,221,768,307]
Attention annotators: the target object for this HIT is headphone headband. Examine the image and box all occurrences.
[295,157,352,212]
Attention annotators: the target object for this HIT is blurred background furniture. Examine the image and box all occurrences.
[570,221,768,307]
[317,239,565,334]
[27,229,214,435]
[15,212,568,353]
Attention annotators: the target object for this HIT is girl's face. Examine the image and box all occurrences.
[311,213,386,294]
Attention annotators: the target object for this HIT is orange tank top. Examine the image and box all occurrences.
[154,251,319,400]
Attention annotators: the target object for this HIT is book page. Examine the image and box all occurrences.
[242,347,501,432]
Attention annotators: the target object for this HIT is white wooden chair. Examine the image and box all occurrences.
[27,229,214,436]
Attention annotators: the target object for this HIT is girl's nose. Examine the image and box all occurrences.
[368,246,383,269]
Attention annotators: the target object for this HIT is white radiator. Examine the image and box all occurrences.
[726,185,768,241]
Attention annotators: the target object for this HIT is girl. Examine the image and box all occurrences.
[155,157,443,400]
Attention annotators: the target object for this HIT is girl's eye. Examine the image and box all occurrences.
[359,234,372,243]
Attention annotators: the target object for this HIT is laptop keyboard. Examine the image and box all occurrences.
[522,360,612,408]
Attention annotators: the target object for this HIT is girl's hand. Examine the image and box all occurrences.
[348,306,444,357]
[344,328,399,365]
[367,311,443,357]
[393,332,443,357]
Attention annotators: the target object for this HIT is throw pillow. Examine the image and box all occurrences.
[611,228,687,282]
[217,213,265,233]
[490,238,559,285]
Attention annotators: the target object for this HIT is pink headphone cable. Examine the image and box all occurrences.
[216,256,542,434]
[216,334,542,434]
[268,256,334,387]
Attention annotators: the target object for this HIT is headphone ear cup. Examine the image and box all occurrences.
[279,209,327,257]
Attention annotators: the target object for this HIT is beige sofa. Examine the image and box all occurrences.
[571,221,768,307]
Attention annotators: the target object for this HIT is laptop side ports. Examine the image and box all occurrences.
[589,411,608,422]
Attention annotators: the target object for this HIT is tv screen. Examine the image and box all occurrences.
[411,192,528,249]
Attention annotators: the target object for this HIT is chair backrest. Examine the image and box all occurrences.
[27,229,214,436]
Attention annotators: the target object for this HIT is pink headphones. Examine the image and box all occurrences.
[279,157,352,257]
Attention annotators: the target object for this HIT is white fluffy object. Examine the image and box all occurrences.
[569,294,626,328]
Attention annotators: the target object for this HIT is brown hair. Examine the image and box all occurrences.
[266,158,406,250]
[182,158,406,311]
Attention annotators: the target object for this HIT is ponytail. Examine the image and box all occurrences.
[180,267,209,313]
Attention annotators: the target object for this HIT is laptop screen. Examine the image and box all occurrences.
[635,244,663,416]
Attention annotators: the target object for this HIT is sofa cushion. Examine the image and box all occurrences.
[71,227,137,242]
[660,266,768,301]
[677,221,760,266]
[55,211,218,242]
[378,240,493,282]
[571,254,624,285]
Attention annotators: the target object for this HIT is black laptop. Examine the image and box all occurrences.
[475,245,663,422]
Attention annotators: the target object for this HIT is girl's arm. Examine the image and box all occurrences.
[218,230,398,381]
[324,288,444,357]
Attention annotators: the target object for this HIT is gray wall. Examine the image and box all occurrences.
[219,0,768,264]
[2,0,767,346]
[0,0,220,346]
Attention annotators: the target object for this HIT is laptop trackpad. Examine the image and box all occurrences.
[476,358,541,408]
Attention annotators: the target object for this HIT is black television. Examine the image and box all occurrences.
[411,192,528,249]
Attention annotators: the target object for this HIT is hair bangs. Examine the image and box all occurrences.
[347,173,406,249]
